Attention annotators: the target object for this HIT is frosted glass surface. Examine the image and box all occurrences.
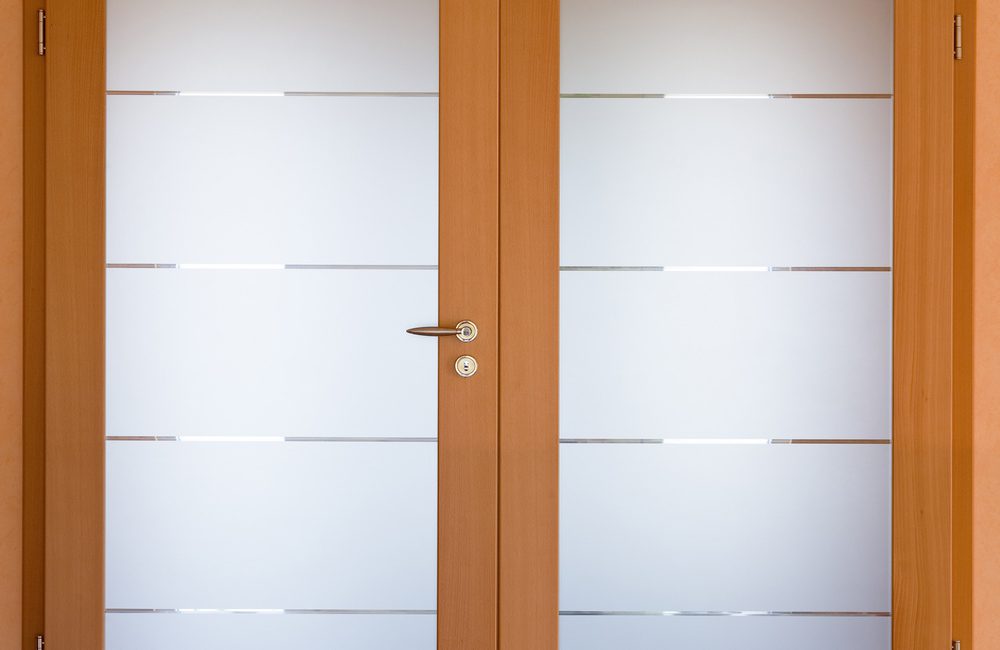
[106,441,436,608]
[561,444,890,611]
[108,0,438,91]
[107,96,436,264]
[562,0,892,93]
[107,614,435,650]
[106,269,436,438]
[561,99,892,267]
[561,272,891,439]
[560,616,890,650]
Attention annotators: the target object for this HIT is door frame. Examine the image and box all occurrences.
[495,1,956,648]
[32,1,956,648]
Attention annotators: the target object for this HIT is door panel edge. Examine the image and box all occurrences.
[893,1,955,648]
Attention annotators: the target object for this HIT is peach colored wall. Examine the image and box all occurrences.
[974,1,1000,648]
[0,0,23,647]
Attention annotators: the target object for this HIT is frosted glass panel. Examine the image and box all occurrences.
[107,96,436,264]
[561,444,890,612]
[561,98,892,267]
[106,0,440,646]
[107,268,436,438]
[562,0,892,93]
[107,614,436,650]
[108,0,438,91]
[560,616,890,650]
[107,441,435,608]
[560,0,893,641]
[561,271,891,439]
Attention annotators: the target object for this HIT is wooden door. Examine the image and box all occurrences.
[42,1,955,649]
[496,1,955,649]
[44,1,500,648]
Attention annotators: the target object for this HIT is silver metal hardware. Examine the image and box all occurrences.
[407,320,477,343]
[37,9,45,56]
[953,641,961,650]
[954,15,963,60]
[36,635,44,650]
[455,355,478,378]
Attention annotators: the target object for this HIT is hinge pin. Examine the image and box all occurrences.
[37,9,45,56]
[954,15,963,60]
[36,634,44,650]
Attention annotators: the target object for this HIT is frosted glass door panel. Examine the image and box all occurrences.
[108,0,438,91]
[106,441,435,608]
[561,617,890,650]
[561,98,892,267]
[107,614,436,650]
[106,268,436,438]
[107,96,437,264]
[561,444,890,612]
[106,1,439,644]
[561,272,891,440]
[560,0,893,643]
[562,0,891,93]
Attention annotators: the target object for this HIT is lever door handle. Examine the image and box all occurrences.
[406,320,477,343]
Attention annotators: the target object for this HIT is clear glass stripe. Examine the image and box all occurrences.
[560,266,891,272]
[106,263,437,271]
[106,90,438,97]
[106,609,436,616]
[559,611,890,617]
[559,438,891,445]
[560,93,892,100]
[106,436,437,443]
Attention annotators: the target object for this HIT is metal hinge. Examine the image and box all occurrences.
[37,9,46,56]
[954,14,963,60]
[36,634,44,650]
[953,640,961,650]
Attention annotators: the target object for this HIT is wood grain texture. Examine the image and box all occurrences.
[973,0,1000,647]
[1,0,24,646]
[893,1,954,648]
[953,0,975,646]
[22,1,47,647]
[45,0,105,647]
[498,1,559,648]
[439,2,500,648]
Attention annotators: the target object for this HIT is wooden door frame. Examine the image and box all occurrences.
[31,1,957,649]
[496,1,957,648]
[1,0,25,648]
[40,0,501,648]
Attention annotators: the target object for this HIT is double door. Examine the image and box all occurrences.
[43,1,954,648]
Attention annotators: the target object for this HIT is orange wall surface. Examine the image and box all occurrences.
[0,0,24,647]
[974,0,1000,647]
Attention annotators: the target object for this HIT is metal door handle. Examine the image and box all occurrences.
[406,320,477,343]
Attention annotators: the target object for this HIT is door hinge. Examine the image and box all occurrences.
[37,9,46,56]
[953,640,961,650]
[36,634,44,650]
[954,14,963,60]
